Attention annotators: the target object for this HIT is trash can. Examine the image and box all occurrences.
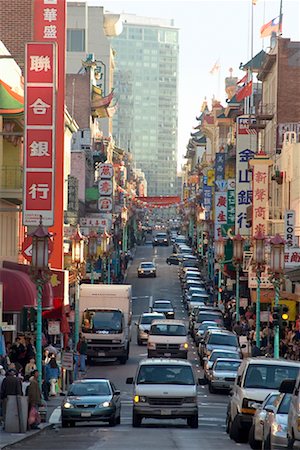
[5,395,28,433]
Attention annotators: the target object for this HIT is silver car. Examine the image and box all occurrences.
[262,393,292,449]
[208,358,241,393]
[248,392,278,449]
[135,312,165,345]
[203,349,241,380]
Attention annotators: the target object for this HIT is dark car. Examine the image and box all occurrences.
[61,379,121,427]
[166,254,181,265]
[151,300,175,319]
[153,233,169,246]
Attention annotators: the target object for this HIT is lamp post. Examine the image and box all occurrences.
[101,229,111,284]
[215,237,225,307]
[71,225,85,350]
[253,231,266,348]
[232,234,244,323]
[88,231,98,284]
[29,218,52,388]
[270,234,285,358]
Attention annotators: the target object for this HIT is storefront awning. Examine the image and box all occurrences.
[250,289,300,303]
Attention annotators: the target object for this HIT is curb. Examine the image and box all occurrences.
[1,423,53,450]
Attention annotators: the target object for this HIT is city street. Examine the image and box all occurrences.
[6,245,248,450]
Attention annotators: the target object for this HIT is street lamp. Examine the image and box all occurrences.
[232,234,244,323]
[101,229,111,284]
[215,237,225,307]
[29,217,52,387]
[270,234,285,358]
[253,230,266,348]
[88,230,98,284]
[71,225,85,351]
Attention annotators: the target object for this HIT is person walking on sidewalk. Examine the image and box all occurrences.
[27,370,42,429]
[78,336,88,374]
[45,357,60,396]
[0,368,23,424]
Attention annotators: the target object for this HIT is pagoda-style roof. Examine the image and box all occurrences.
[91,87,117,118]
[240,50,267,73]
[0,80,24,117]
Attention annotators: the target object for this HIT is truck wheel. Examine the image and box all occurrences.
[119,355,127,365]
[187,415,198,428]
[249,424,260,449]
[132,411,142,427]
[61,419,69,428]
[229,415,247,442]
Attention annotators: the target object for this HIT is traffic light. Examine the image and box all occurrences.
[281,305,289,327]
[272,306,280,326]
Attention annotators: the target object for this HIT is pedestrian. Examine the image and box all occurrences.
[25,337,35,362]
[0,368,23,423]
[27,370,42,429]
[25,357,37,377]
[45,357,60,396]
[233,321,243,336]
[78,336,88,373]
[251,341,262,357]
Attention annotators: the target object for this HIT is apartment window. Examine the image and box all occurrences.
[67,29,85,52]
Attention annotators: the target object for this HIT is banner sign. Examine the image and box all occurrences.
[227,190,235,226]
[249,154,272,236]
[203,186,212,220]
[23,42,57,226]
[284,210,296,247]
[235,116,257,235]
[214,191,228,238]
[80,214,113,230]
[285,248,300,267]
[215,153,225,180]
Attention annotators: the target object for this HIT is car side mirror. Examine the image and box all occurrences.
[126,377,133,384]
[113,390,121,396]
[241,344,247,349]
[249,402,260,410]
[264,405,276,413]
[202,357,207,361]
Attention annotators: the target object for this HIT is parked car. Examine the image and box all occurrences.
[203,349,241,380]
[248,392,278,449]
[126,358,199,428]
[191,310,224,339]
[137,262,157,278]
[151,300,175,319]
[262,392,292,449]
[135,312,165,345]
[61,379,121,427]
[147,319,188,359]
[208,358,241,393]
[226,357,300,444]
[166,254,181,265]
[194,321,221,346]
[286,370,300,449]
[200,329,243,362]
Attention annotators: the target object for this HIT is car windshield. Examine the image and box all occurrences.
[68,382,110,396]
[150,324,186,336]
[156,234,167,238]
[210,352,239,362]
[215,361,241,371]
[244,364,300,389]
[208,334,238,346]
[141,315,164,324]
[141,263,154,268]
[197,313,224,324]
[137,365,195,385]
[200,323,218,331]
[82,310,122,333]
[153,302,172,310]
[278,394,292,414]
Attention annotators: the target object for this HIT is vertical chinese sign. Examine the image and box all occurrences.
[23,42,57,226]
[214,191,228,239]
[98,163,114,230]
[227,179,235,230]
[34,0,66,268]
[235,116,257,235]
[249,153,272,236]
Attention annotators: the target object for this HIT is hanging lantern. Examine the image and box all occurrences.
[215,237,225,261]
[71,225,85,265]
[270,234,285,273]
[232,233,244,264]
[88,230,98,260]
[253,230,266,266]
[30,218,52,271]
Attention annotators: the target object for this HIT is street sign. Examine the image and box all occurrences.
[61,351,74,370]
[48,320,60,335]
[22,236,54,262]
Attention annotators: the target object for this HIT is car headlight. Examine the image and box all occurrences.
[63,402,74,409]
[241,398,257,414]
[139,270,144,273]
[101,401,112,408]
[180,342,189,350]
[134,395,147,403]
[147,342,156,349]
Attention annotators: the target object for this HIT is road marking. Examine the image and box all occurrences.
[49,406,61,424]
[149,295,153,310]
[132,296,150,300]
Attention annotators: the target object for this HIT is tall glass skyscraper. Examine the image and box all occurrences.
[111,14,179,196]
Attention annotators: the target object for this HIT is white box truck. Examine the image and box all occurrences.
[79,284,132,364]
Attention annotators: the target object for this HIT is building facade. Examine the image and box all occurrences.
[111,14,179,196]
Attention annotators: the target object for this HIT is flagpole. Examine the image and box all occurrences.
[279,0,283,36]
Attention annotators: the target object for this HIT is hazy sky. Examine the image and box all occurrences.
[88,0,300,168]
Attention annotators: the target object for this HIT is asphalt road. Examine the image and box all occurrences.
[7,244,249,450]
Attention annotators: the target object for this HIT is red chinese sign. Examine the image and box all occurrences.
[34,0,66,269]
[99,163,114,179]
[23,42,57,226]
[249,154,272,237]
[214,191,228,238]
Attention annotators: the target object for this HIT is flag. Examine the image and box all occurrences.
[209,60,220,75]
[260,16,282,38]
[236,81,253,102]
[236,73,248,86]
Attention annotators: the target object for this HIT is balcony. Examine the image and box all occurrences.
[255,103,275,121]
[0,166,23,204]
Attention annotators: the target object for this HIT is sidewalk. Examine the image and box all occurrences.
[0,396,61,450]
